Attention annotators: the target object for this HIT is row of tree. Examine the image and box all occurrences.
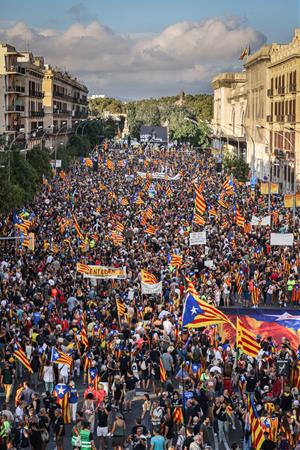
[0,121,107,213]
[88,93,213,144]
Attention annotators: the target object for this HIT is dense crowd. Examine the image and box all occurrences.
[0,144,299,450]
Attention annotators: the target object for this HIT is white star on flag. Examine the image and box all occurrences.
[191,306,198,315]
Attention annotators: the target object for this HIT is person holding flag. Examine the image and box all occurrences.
[53,381,71,424]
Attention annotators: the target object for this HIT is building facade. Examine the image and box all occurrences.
[212,29,300,192]
[211,72,247,159]
[0,42,88,150]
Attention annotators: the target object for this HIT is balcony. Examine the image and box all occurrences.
[28,90,44,98]
[29,110,45,118]
[276,114,284,123]
[267,89,273,97]
[266,115,273,123]
[6,65,25,75]
[287,114,296,123]
[278,86,285,95]
[5,85,25,94]
[72,110,88,119]
[53,91,73,101]
[53,109,72,117]
[5,104,25,113]
[289,84,297,93]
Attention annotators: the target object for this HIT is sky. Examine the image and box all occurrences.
[0,0,299,98]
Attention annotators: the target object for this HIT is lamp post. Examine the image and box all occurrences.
[75,120,88,136]
[54,125,67,175]
[40,125,54,151]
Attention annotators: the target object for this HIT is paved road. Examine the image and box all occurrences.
[2,382,244,449]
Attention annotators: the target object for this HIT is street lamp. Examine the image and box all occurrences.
[54,125,68,175]
[40,125,54,151]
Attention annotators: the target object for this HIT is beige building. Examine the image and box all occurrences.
[0,42,88,150]
[212,29,300,192]
[211,72,247,159]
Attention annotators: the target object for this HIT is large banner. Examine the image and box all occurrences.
[77,263,126,279]
[141,281,162,295]
[136,172,181,181]
[220,308,300,349]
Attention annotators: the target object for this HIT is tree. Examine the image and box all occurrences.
[222,154,250,181]
[26,146,51,180]
[0,180,25,212]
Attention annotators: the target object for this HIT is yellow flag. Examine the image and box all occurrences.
[260,182,268,195]
[270,183,279,194]
[296,194,300,207]
[284,194,294,208]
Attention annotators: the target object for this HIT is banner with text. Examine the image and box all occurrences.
[141,281,163,295]
[77,264,127,279]
[136,172,181,181]
[189,231,207,246]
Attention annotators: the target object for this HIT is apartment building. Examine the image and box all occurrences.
[211,71,247,159]
[0,42,88,149]
[212,29,300,192]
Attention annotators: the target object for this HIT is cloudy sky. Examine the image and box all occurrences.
[1,0,299,98]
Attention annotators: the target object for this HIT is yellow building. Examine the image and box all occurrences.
[0,42,88,150]
[212,29,300,192]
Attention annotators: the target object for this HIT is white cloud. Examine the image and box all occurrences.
[0,17,266,98]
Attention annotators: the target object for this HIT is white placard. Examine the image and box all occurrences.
[189,231,207,246]
[141,281,162,295]
[50,160,62,168]
[251,215,271,226]
[270,233,294,246]
[136,172,181,181]
[204,260,214,269]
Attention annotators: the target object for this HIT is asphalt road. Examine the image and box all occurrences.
[2,382,244,449]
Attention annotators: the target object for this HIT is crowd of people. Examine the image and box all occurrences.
[0,144,299,450]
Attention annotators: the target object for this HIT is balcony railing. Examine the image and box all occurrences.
[6,85,25,94]
[28,90,44,98]
[6,105,25,112]
[266,115,273,123]
[276,114,285,122]
[287,114,296,123]
[6,65,25,75]
[289,84,297,93]
[72,110,88,118]
[53,91,73,101]
[267,89,273,97]
[29,110,45,118]
[53,109,72,116]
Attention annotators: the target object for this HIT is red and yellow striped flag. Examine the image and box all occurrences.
[141,269,158,284]
[160,359,167,383]
[116,298,126,317]
[106,159,115,171]
[236,318,260,357]
[194,213,205,226]
[115,222,124,233]
[194,185,206,214]
[170,254,183,267]
[173,407,184,425]
[145,224,157,235]
[121,197,129,206]
[13,341,33,373]
[72,214,84,241]
[236,209,245,227]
